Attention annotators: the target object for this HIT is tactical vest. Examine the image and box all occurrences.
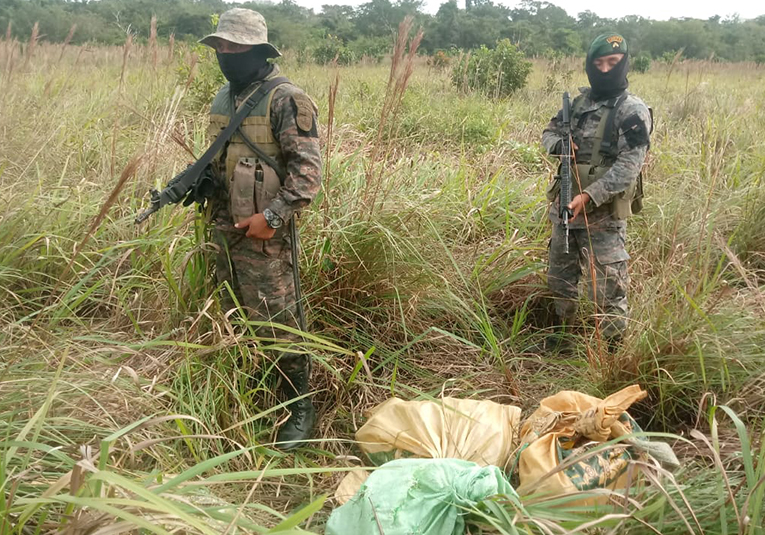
[568,93,644,219]
[208,72,287,180]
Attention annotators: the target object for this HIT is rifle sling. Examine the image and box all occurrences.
[598,93,629,159]
[161,76,289,206]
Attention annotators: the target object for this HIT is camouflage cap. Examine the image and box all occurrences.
[200,8,281,58]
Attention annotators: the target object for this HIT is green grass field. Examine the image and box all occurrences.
[0,33,764,534]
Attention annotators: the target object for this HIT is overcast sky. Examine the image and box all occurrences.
[288,0,763,20]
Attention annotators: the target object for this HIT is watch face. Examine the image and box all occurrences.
[265,210,283,228]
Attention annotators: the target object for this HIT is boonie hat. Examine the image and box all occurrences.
[200,8,281,58]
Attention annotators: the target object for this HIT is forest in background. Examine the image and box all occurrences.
[2,0,765,62]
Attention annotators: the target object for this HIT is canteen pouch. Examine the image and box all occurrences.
[230,156,282,219]
[611,171,643,220]
[230,156,288,256]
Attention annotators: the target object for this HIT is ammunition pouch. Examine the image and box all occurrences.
[229,156,288,256]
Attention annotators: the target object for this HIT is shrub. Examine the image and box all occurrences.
[313,34,355,65]
[177,43,225,112]
[176,14,225,111]
[427,50,451,71]
[660,49,682,63]
[347,36,390,63]
[451,39,532,99]
[633,54,651,73]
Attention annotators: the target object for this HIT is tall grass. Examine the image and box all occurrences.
[0,36,763,532]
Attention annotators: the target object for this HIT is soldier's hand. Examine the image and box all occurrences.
[554,140,578,158]
[235,213,276,240]
[568,193,590,221]
[562,141,579,156]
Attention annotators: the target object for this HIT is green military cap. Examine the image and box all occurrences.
[588,33,628,59]
[200,8,281,58]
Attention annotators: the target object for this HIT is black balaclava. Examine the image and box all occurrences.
[586,34,630,101]
[216,46,274,95]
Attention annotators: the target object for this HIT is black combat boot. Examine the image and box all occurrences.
[531,318,574,356]
[275,357,316,451]
[605,334,623,354]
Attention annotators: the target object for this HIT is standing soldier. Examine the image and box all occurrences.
[200,8,321,449]
[541,34,652,350]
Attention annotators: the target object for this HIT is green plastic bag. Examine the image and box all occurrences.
[326,458,516,535]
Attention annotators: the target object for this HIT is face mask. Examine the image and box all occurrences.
[586,54,629,101]
[216,47,272,94]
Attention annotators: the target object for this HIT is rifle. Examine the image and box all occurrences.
[559,92,574,254]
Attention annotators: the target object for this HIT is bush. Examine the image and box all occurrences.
[313,34,355,65]
[633,54,651,73]
[177,43,225,112]
[660,49,682,63]
[427,50,451,71]
[451,39,532,98]
[347,36,390,63]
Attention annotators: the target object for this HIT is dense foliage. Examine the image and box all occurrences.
[2,0,765,62]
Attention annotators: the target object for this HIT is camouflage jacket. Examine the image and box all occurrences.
[542,88,652,229]
[209,65,322,223]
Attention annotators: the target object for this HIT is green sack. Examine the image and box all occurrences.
[325,458,516,535]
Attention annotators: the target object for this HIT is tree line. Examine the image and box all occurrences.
[2,0,765,62]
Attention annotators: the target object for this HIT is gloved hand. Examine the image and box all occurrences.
[182,165,216,207]
[550,139,579,156]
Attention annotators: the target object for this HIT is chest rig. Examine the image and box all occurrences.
[568,93,644,219]
[208,73,288,182]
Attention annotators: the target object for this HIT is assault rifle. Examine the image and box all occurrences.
[559,92,574,254]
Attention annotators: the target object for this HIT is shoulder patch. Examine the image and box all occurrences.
[292,94,315,133]
[621,113,650,149]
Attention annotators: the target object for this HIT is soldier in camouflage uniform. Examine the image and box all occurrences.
[200,8,322,449]
[541,34,652,348]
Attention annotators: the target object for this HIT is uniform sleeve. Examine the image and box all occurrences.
[266,86,322,221]
[584,102,652,207]
[541,108,565,154]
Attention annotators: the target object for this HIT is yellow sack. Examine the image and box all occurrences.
[356,397,522,469]
[517,385,650,501]
[335,397,522,505]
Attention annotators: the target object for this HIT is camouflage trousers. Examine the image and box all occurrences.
[213,219,308,376]
[547,224,630,339]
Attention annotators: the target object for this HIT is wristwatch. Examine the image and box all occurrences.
[263,208,284,229]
